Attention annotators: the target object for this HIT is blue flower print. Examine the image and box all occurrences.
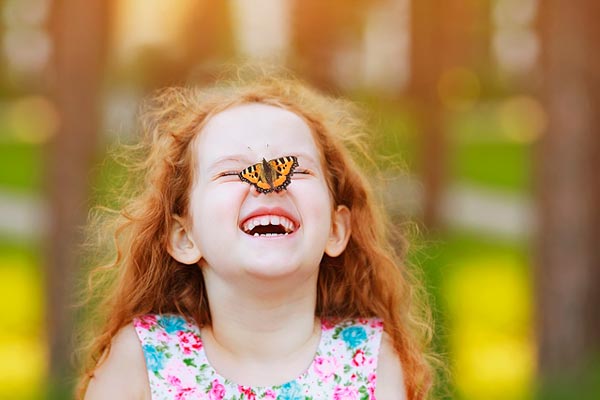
[277,381,303,400]
[159,315,186,334]
[341,326,367,349]
[142,344,165,371]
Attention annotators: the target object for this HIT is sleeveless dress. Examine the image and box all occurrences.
[133,314,384,400]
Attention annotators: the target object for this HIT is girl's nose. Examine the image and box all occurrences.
[249,185,286,197]
[249,185,262,197]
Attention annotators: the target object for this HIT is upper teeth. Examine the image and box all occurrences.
[242,215,296,234]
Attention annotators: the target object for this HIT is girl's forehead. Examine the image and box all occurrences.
[195,103,322,168]
[202,103,309,136]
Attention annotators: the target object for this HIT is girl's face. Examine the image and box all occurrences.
[170,103,350,287]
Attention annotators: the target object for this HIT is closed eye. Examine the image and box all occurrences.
[294,169,312,175]
[214,171,240,180]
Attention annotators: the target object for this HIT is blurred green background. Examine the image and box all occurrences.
[1,0,599,399]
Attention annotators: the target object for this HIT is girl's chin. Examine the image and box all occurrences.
[238,260,318,282]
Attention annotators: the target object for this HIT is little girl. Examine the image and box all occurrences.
[79,70,435,399]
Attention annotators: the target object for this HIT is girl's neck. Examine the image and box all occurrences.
[204,280,318,359]
[200,270,320,371]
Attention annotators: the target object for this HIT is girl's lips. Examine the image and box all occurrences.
[241,214,296,234]
[239,207,300,236]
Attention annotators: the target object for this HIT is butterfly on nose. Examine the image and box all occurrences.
[238,155,299,194]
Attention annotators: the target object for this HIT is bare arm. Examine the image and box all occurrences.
[375,333,408,400]
[84,324,151,400]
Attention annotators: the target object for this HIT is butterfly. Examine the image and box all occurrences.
[238,155,299,194]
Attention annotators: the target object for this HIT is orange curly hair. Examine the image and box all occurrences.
[77,69,436,399]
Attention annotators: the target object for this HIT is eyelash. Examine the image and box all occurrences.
[216,171,239,178]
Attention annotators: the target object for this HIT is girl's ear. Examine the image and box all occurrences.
[325,205,352,257]
[167,215,202,265]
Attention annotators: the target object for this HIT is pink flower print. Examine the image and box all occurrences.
[167,375,182,387]
[368,373,377,396]
[165,366,200,400]
[322,319,336,330]
[136,314,157,329]
[368,372,377,384]
[209,379,225,400]
[352,349,366,366]
[156,330,170,342]
[237,385,256,400]
[368,384,376,397]
[177,330,202,355]
[263,389,277,400]
[174,387,199,400]
[163,359,196,389]
[313,355,340,381]
[364,355,376,371]
[370,319,383,328]
[333,385,360,400]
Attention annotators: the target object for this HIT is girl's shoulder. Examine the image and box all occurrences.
[85,313,187,399]
[376,331,408,399]
[84,324,151,400]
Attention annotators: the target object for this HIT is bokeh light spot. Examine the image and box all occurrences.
[2,26,51,74]
[498,96,546,143]
[4,96,60,144]
[444,256,535,399]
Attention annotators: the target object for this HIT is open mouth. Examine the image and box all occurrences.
[240,215,297,237]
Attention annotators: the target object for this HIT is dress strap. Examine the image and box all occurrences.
[133,314,206,400]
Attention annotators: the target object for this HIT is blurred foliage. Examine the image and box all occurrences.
[453,138,530,192]
[535,357,600,400]
[0,140,42,193]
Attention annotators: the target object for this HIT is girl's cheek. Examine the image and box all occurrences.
[189,183,246,219]
[292,179,331,200]
[206,185,248,211]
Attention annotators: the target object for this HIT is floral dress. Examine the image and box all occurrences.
[133,314,384,400]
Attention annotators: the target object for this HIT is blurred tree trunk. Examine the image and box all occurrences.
[146,0,234,87]
[409,0,445,230]
[536,0,600,377]
[47,0,109,393]
[180,0,234,83]
[290,0,370,92]
[410,0,487,229]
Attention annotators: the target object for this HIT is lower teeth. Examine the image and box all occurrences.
[253,232,289,237]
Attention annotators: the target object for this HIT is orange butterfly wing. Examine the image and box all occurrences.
[239,162,272,193]
[269,156,299,191]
